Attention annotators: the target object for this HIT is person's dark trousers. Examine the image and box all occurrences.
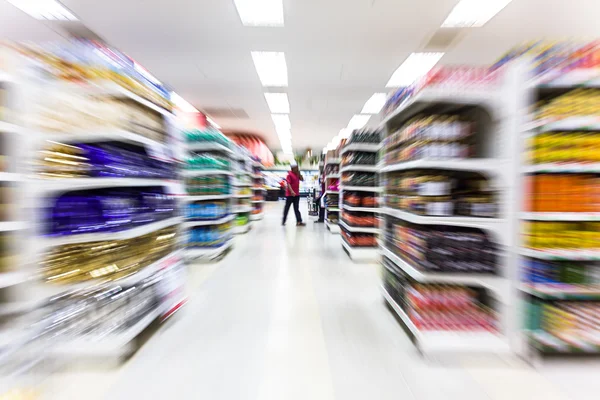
[317,195,325,222]
[282,195,302,224]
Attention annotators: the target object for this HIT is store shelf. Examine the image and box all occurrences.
[325,220,340,233]
[0,221,28,231]
[181,169,233,177]
[381,246,509,302]
[340,165,379,173]
[250,213,264,221]
[183,214,235,227]
[251,174,262,179]
[381,207,501,230]
[325,158,341,165]
[340,186,383,192]
[252,187,267,191]
[101,83,174,118]
[0,271,30,289]
[234,194,252,198]
[523,163,600,173]
[326,173,340,179]
[382,285,509,354]
[186,142,233,154]
[233,181,252,187]
[533,116,600,132]
[251,199,265,203]
[381,88,496,128]
[341,239,378,261]
[529,330,600,354]
[342,204,379,213]
[521,247,600,261]
[185,240,232,259]
[183,194,232,202]
[381,158,503,175]
[325,190,339,195]
[51,305,164,358]
[0,122,20,134]
[521,212,600,221]
[0,172,22,182]
[34,177,179,193]
[233,223,251,235]
[326,207,340,212]
[340,143,380,154]
[520,284,600,300]
[39,129,170,155]
[339,220,379,234]
[233,206,253,213]
[40,216,182,247]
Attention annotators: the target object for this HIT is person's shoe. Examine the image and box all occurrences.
[282,222,286,226]
[296,222,306,226]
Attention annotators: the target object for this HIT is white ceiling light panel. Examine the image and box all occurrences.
[442,0,512,28]
[361,93,388,114]
[272,114,291,130]
[7,0,77,20]
[234,0,284,27]
[386,52,444,88]
[251,52,288,87]
[347,115,371,130]
[264,93,290,113]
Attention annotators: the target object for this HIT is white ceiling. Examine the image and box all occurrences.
[2,0,600,151]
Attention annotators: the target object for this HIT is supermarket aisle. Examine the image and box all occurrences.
[55,202,581,400]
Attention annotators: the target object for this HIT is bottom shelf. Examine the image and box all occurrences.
[233,223,252,235]
[250,213,264,221]
[341,239,378,261]
[185,240,233,260]
[50,305,164,358]
[529,331,600,354]
[382,285,509,354]
[325,220,340,234]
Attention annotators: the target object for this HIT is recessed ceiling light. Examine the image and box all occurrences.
[347,115,371,130]
[170,92,198,113]
[251,52,288,87]
[233,0,284,27]
[272,114,291,130]
[264,93,290,113]
[361,93,388,114]
[386,52,444,88]
[442,0,512,28]
[6,0,77,20]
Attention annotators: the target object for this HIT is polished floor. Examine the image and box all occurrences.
[47,202,599,400]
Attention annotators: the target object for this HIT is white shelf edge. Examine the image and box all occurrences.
[342,204,379,213]
[381,246,509,303]
[521,212,600,221]
[233,207,253,213]
[183,194,232,202]
[341,239,378,260]
[339,220,379,234]
[325,220,340,233]
[523,163,600,173]
[234,194,252,198]
[0,122,20,134]
[251,199,265,203]
[183,214,234,227]
[40,216,182,247]
[340,165,379,173]
[103,83,174,118]
[520,247,600,261]
[182,169,233,177]
[0,172,22,182]
[185,240,233,259]
[250,213,264,221]
[325,190,339,195]
[327,207,340,212]
[340,186,383,192]
[233,224,251,234]
[326,174,341,179]
[381,207,501,230]
[252,187,267,191]
[340,143,381,154]
[33,177,179,192]
[0,221,28,231]
[0,271,30,289]
[381,158,503,174]
[185,142,233,154]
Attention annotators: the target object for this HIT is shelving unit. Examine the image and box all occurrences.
[377,67,522,355]
[231,147,253,235]
[250,161,265,221]
[323,156,341,234]
[338,130,381,262]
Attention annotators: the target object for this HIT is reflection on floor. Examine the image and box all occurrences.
[45,201,598,400]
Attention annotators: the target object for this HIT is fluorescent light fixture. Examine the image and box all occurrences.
[361,93,388,114]
[251,52,288,87]
[347,115,371,130]
[170,92,198,113]
[234,0,284,27]
[264,93,290,113]
[386,52,444,88]
[134,63,161,85]
[206,116,221,129]
[272,114,291,130]
[442,0,512,27]
[7,0,77,20]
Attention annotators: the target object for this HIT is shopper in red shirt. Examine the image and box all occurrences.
[282,161,305,226]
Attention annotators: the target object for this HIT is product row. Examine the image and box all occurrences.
[38,141,176,179]
[187,223,231,248]
[185,200,229,221]
[383,265,498,332]
[384,139,473,164]
[383,115,473,151]
[524,174,600,213]
[341,172,378,187]
[345,129,380,144]
[183,128,231,147]
[324,164,339,175]
[185,176,231,196]
[341,211,377,227]
[523,259,600,286]
[528,132,600,165]
[41,226,178,284]
[384,221,498,274]
[343,191,378,208]
[45,187,177,236]
[384,173,497,218]
[341,230,377,247]
[535,89,600,120]
[523,222,600,250]
[185,153,230,171]
[341,151,377,166]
